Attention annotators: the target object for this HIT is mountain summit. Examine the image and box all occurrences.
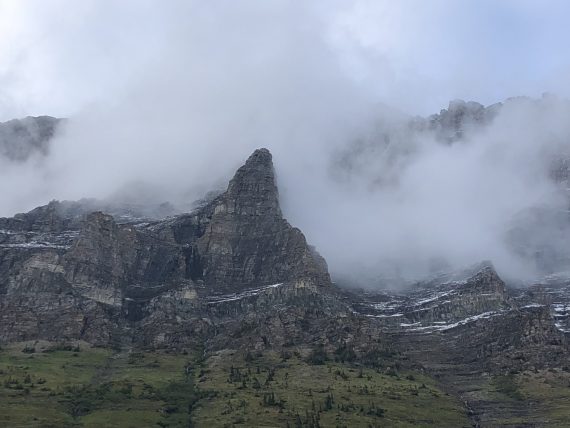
[225,148,282,217]
[168,147,330,290]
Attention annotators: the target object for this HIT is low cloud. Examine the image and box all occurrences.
[1,1,570,285]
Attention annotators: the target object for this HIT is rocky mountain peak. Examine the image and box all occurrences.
[244,147,272,166]
[184,147,330,290]
[465,265,506,294]
[225,147,281,217]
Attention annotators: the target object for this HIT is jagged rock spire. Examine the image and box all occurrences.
[190,147,330,289]
[225,148,282,217]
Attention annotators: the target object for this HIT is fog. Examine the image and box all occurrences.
[1,1,570,286]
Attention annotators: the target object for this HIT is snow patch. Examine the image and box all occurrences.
[365,313,403,319]
[401,311,502,332]
[207,283,284,304]
[412,290,454,306]
[0,242,70,250]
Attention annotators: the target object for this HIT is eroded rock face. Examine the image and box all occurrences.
[1,146,569,424]
[173,148,330,290]
[0,148,331,345]
[0,148,568,363]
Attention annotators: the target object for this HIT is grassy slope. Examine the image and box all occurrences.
[1,342,569,427]
[193,350,471,428]
[0,342,196,427]
[484,370,570,427]
[518,369,570,426]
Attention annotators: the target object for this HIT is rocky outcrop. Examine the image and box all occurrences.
[348,264,511,330]
[403,266,510,324]
[346,263,568,380]
[0,148,332,346]
[165,148,330,291]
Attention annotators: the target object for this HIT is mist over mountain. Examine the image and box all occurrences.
[3,3,570,426]
[2,94,570,287]
[1,2,569,289]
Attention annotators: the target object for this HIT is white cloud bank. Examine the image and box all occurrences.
[1,1,570,285]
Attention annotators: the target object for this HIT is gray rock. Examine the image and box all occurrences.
[0,148,331,346]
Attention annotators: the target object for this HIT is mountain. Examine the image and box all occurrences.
[0,148,333,347]
[1,146,569,426]
[2,101,570,425]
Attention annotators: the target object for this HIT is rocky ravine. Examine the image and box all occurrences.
[1,148,569,426]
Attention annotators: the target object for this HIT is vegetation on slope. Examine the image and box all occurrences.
[192,349,470,428]
[1,341,569,427]
[0,341,198,427]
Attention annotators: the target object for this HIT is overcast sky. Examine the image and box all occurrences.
[1,0,570,121]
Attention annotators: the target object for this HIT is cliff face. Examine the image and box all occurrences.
[0,147,567,358]
[62,148,330,296]
[163,148,330,291]
[0,148,332,346]
[1,146,570,425]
